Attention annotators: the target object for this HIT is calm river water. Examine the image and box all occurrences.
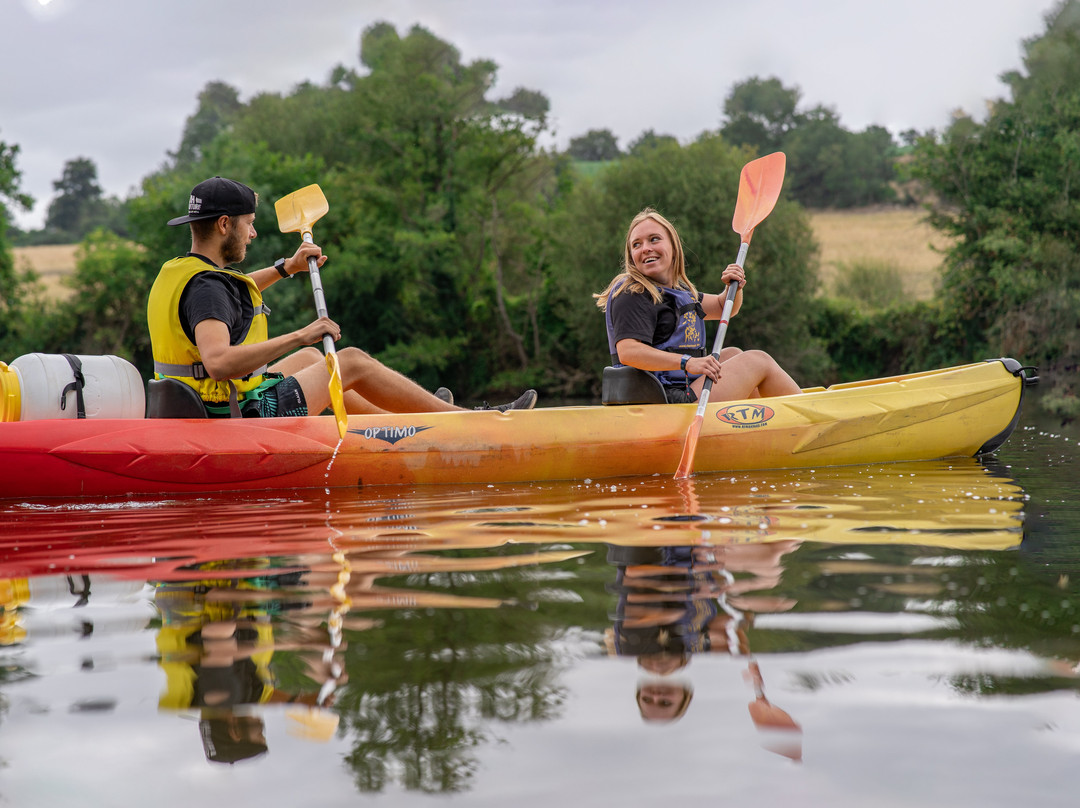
[1,389,1078,807]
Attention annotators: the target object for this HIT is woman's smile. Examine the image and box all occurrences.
[629,220,674,283]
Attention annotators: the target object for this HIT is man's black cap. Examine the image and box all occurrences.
[167,177,257,226]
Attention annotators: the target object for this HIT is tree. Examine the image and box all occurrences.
[493,87,550,122]
[44,157,104,236]
[47,230,157,364]
[721,76,801,154]
[172,81,243,168]
[0,135,38,360]
[566,129,621,162]
[785,110,897,208]
[909,0,1080,398]
[131,22,558,396]
[627,130,678,156]
[721,77,898,209]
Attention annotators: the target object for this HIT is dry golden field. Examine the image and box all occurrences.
[809,206,949,300]
[12,207,948,303]
[11,244,79,301]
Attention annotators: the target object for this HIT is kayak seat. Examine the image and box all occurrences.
[601,366,668,405]
[145,378,209,418]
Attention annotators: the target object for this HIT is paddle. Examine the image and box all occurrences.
[275,184,347,439]
[674,152,787,480]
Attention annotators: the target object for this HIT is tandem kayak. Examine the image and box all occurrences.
[0,358,1035,500]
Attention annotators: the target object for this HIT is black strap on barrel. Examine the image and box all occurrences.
[59,354,86,419]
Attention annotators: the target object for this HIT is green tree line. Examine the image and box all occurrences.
[2,5,1078,411]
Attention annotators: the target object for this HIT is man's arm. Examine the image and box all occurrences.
[194,317,342,381]
[248,243,326,292]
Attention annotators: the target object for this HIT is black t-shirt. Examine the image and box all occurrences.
[178,267,255,346]
[608,287,685,349]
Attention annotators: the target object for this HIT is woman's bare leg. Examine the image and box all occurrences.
[691,349,799,401]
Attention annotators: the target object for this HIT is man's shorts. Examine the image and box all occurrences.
[241,375,308,418]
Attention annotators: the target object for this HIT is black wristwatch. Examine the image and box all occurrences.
[274,258,289,278]
[680,354,691,372]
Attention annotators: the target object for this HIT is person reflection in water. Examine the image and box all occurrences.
[155,570,345,764]
[604,542,803,761]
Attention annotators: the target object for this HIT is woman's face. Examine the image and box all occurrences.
[628,218,674,284]
[637,682,690,722]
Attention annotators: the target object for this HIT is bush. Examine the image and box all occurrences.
[831,259,906,311]
[809,296,966,384]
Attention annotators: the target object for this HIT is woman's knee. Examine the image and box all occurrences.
[744,349,780,368]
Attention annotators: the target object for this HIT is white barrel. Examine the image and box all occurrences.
[9,353,145,420]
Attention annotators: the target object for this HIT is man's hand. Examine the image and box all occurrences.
[283,241,327,277]
[299,316,341,345]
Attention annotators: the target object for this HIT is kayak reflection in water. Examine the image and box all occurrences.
[604,543,803,761]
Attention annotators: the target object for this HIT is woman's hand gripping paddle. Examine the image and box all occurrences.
[275,184,347,439]
[674,152,787,480]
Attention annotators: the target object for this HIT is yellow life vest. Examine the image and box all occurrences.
[156,620,276,710]
[147,255,269,404]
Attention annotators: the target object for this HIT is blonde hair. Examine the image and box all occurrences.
[594,207,698,311]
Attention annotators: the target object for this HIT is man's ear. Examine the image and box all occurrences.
[215,215,231,236]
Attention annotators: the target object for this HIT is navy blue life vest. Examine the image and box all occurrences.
[605,282,706,389]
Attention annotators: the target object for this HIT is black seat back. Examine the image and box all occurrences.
[146,378,209,418]
[601,366,668,405]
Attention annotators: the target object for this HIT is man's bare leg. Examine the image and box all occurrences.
[292,346,458,416]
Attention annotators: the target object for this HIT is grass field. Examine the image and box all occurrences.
[11,244,79,301]
[12,207,948,302]
[809,206,949,301]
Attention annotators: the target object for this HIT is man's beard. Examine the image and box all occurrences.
[221,224,247,265]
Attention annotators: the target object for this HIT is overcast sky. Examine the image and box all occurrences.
[1,0,1061,229]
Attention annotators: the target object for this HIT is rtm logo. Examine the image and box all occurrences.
[351,425,433,445]
[715,404,774,429]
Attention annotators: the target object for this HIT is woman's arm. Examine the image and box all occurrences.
[701,263,745,320]
[616,338,720,382]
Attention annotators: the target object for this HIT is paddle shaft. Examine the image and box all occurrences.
[692,239,749,417]
[303,232,336,356]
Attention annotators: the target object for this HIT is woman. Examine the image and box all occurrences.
[595,207,801,403]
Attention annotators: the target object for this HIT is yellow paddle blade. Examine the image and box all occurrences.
[732,152,786,243]
[325,352,347,439]
[275,184,329,239]
[285,707,340,742]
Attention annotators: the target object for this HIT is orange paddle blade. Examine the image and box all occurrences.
[325,352,347,439]
[732,152,786,242]
[674,414,704,480]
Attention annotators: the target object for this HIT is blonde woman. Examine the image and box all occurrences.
[595,207,799,403]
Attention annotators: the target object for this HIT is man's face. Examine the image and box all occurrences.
[221,213,256,265]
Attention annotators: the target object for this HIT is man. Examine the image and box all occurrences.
[148,177,536,418]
